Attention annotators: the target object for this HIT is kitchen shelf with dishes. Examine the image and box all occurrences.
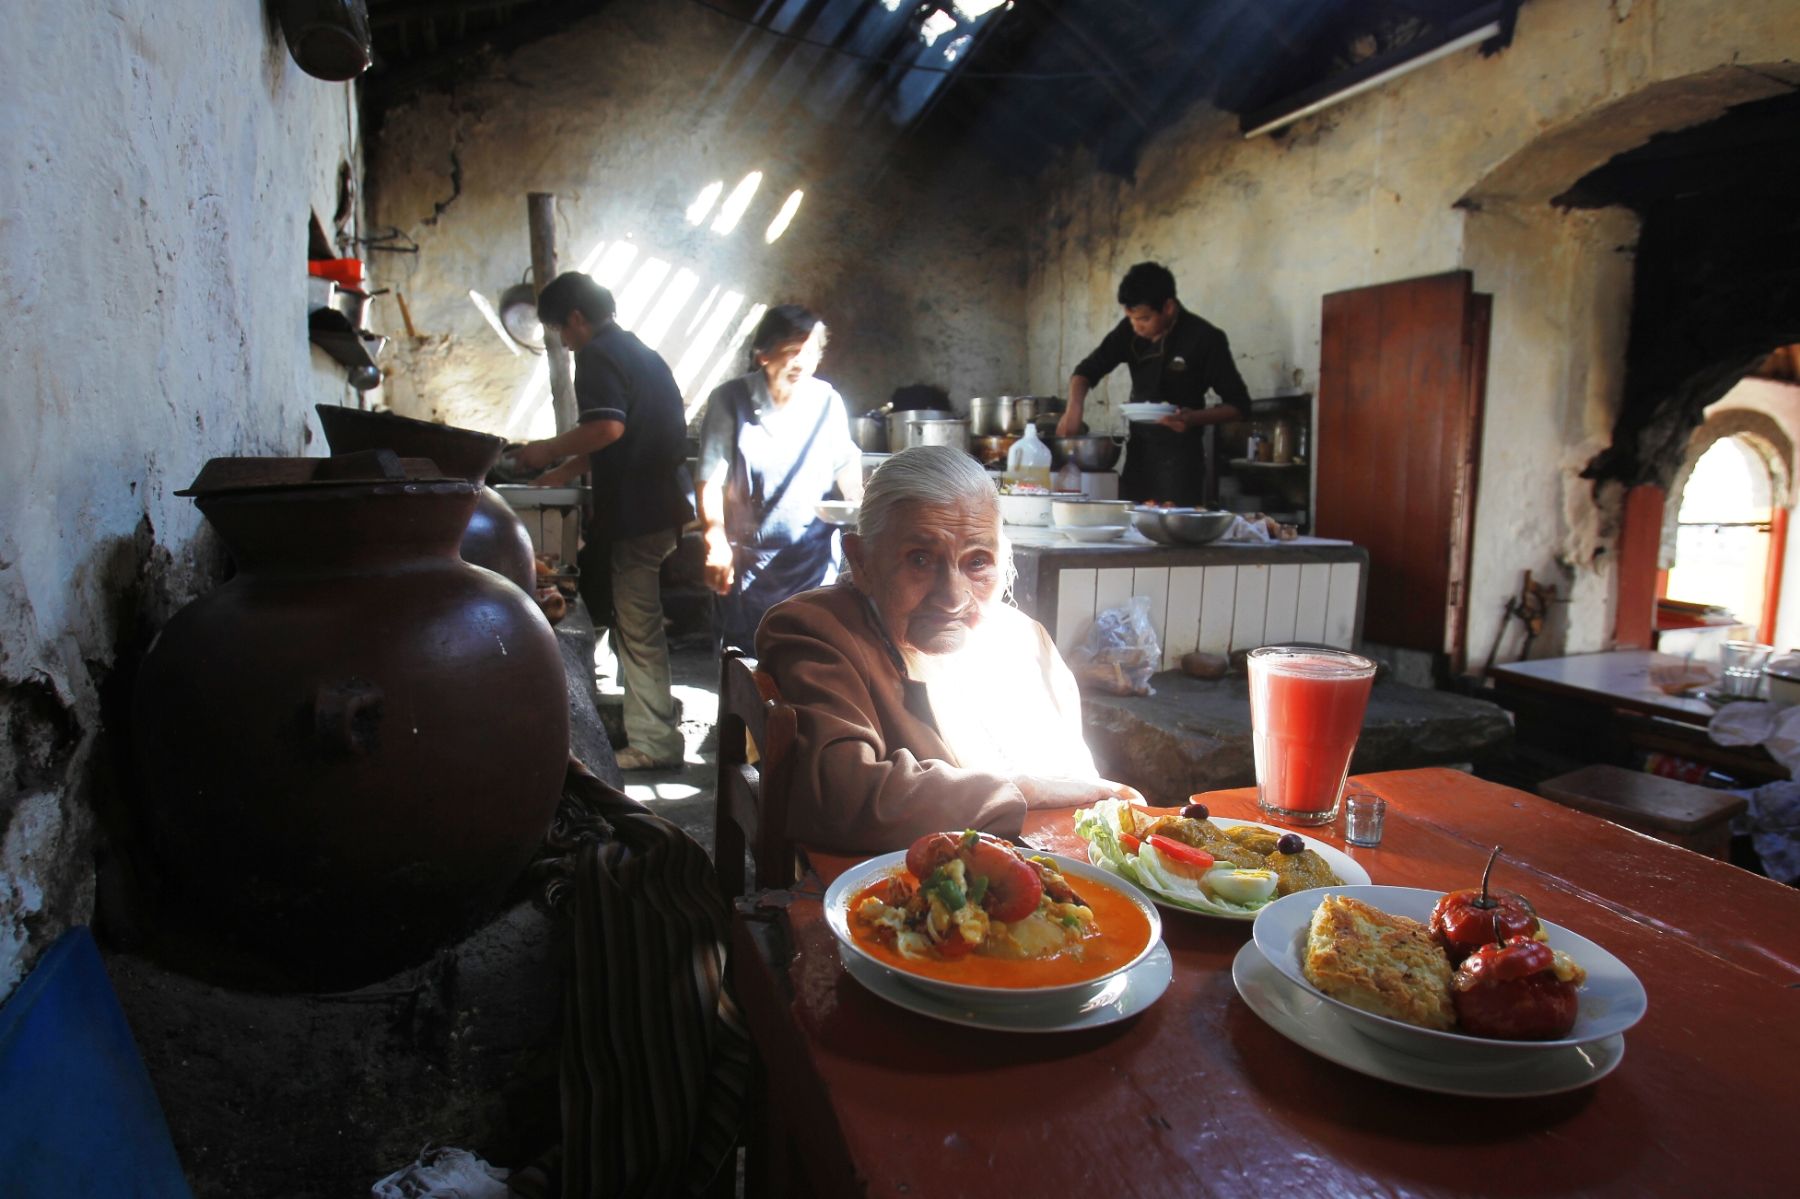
[1214,393,1312,532]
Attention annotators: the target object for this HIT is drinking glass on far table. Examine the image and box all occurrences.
[1720,640,1773,699]
[1248,645,1377,826]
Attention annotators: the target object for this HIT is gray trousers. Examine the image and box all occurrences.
[610,527,684,762]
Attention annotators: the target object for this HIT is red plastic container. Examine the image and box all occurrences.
[308,257,365,289]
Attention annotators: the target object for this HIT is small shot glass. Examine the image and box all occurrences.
[1343,792,1387,848]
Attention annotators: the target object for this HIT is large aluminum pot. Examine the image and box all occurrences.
[888,408,959,450]
[851,413,887,452]
[967,396,1015,436]
[1008,396,1039,434]
[1051,435,1124,471]
[901,415,972,452]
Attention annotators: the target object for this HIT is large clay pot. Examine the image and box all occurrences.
[132,458,568,990]
[315,404,538,591]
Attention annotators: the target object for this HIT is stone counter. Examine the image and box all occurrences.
[1082,668,1513,805]
[1007,528,1369,664]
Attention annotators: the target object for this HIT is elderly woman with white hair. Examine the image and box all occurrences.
[755,445,1138,853]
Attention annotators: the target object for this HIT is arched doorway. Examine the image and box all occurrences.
[1657,375,1800,649]
[1664,435,1777,642]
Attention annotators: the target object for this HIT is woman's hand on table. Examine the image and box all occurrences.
[1016,775,1142,810]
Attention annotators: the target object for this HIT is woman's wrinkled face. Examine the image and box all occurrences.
[845,497,1003,655]
[757,324,825,390]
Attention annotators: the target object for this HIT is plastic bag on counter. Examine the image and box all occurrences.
[1067,595,1162,696]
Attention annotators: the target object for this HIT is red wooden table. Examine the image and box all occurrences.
[730,768,1800,1197]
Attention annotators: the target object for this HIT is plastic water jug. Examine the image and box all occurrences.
[1003,423,1052,492]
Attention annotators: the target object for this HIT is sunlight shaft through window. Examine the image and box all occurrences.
[686,180,723,226]
[712,171,764,235]
[765,189,804,243]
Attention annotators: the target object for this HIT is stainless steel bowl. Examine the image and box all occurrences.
[1129,507,1178,544]
[1163,510,1235,544]
[1051,436,1124,471]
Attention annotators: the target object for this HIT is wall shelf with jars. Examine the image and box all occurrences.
[1211,393,1312,532]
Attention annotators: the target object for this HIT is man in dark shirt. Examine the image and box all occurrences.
[1056,262,1249,504]
[513,272,693,770]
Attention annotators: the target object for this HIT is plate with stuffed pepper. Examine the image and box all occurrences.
[1074,798,1371,920]
[824,830,1172,1031]
[1247,857,1647,1073]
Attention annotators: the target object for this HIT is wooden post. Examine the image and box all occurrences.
[1613,484,1665,650]
[527,192,577,434]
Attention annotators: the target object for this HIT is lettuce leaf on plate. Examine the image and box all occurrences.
[1074,798,1270,918]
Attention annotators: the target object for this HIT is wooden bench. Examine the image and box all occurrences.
[1538,763,1747,860]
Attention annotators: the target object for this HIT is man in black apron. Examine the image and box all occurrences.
[1056,262,1250,505]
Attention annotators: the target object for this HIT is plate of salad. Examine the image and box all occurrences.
[1074,798,1370,920]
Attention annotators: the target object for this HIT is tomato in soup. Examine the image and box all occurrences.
[850,868,1153,988]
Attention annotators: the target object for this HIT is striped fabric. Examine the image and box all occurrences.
[513,760,749,1198]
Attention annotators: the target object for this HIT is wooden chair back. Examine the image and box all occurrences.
[714,648,798,898]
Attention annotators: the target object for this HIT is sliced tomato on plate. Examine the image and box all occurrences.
[1145,834,1215,878]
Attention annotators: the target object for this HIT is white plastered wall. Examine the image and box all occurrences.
[0,2,360,1001]
[1023,0,1800,669]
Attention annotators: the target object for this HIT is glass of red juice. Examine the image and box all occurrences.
[1248,646,1377,825]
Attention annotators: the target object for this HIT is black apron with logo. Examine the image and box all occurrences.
[1118,341,1207,505]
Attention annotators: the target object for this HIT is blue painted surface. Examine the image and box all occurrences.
[0,927,192,1197]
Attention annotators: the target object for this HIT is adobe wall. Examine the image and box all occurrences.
[368,0,1032,437]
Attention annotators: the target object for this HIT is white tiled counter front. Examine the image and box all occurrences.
[1004,526,1367,667]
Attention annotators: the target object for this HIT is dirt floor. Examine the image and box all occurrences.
[591,632,724,854]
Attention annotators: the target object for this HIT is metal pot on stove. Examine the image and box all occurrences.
[968,395,1048,437]
[888,409,965,451]
[851,412,887,453]
[900,414,971,452]
[967,396,1016,437]
[1010,396,1040,432]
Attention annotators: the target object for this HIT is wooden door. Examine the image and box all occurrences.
[1317,271,1489,668]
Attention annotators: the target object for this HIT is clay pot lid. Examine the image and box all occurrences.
[177,450,471,497]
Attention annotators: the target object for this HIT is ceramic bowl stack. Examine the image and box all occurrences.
[997,492,1053,526]
[1120,402,1177,424]
[1051,498,1130,543]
